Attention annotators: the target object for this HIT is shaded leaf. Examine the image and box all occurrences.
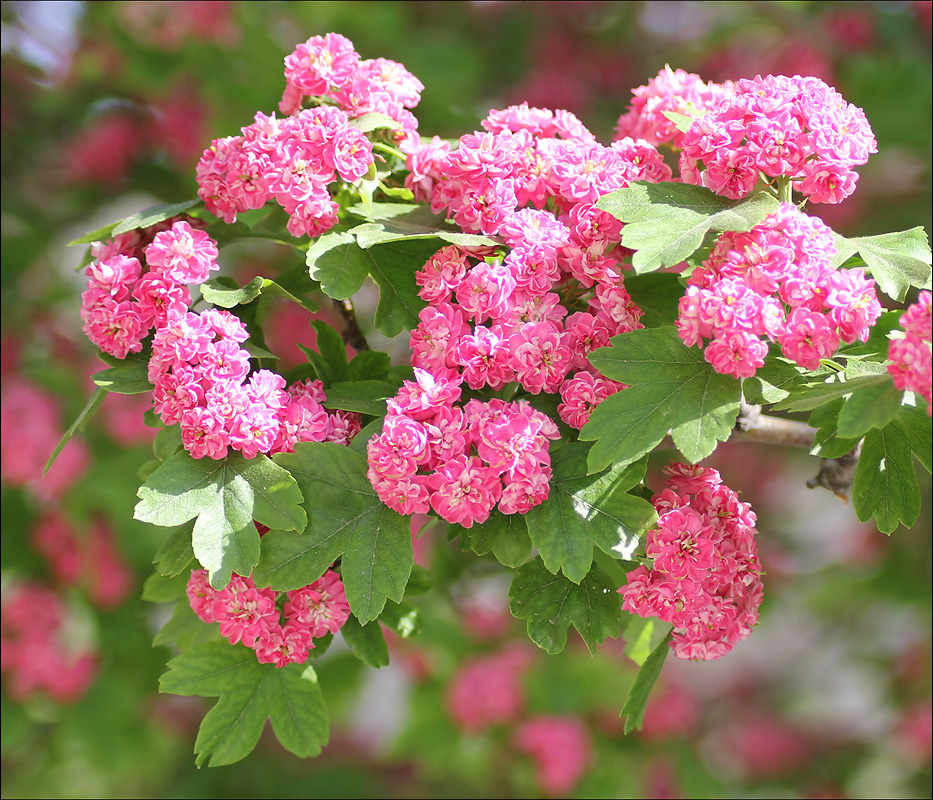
[341,616,389,668]
[836,379,902,438]
[153,521,196,578]
[255,443,412,624]
[456,510,533,568]
[322,381,393,416]
[69,199,201,245]
[624,272,686,329]
[620,630,673,733]
[349,205,498,248]
[159,641,328,767]
[45,388,105,474]
[853,406,928,533]
[508,558,623,655]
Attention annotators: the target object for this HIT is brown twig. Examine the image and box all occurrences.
[731,402,860,501]
[331,298,370,352]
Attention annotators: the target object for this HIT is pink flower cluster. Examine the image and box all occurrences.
[1,582,97,703]
[513,715,593,796]
[32,513,132,610]
[419,105,671,236]
[888,291,932,416]
[196,104,374,237]
[81,219,216,359]
[279,32,423,132]
[1,376,88,500]
[186,567,350,668]
[367,369,560,527]
[677,203,881,378]
[614,65,735,148]
[620,462,764,661]
[446,644,533,732]
[149,309,360,460]
[678,74,877,203]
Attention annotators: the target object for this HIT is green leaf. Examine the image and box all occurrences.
[379,600,422,639]
[200,276,265,308]
[346,350,392,382]
[153,599,221,650]
[623,617,673,668]
[159,641,328,767]
[68,199,201,245]
[322,381,393,416]
[836,379,903,438]
[624,272,686,329]
[305,320,349,386]
[153,522,196,578]
[456,511,534,568]
[620,630,673,733]
[852,406,929,533]
[153,425,183,461]
[596,183,779,272]
[308,235,432,337]
[581,328,741,473]
[92,360,151,394]
[809,401,861,460]
[44,388,105,474]
[349,112,401,133]
[772,370,890,413]
[307,231,368,300]
[135,451,307,589]
[341,616,389,668]
[349,205,498,249]
[200,275,321,313]
[142,570,189,604]
[508,558,623,655]
[254,443,412,624]
[833,228,932,302]
[742,358,804,405]
[524,445,656,583]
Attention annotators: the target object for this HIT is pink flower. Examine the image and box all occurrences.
[513,716,592,796]
[283,570,351,638]
[145,221,219,285]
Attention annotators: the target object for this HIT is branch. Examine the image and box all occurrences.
[331,298,370,352]
[731,403,860,501]
[731,403,815,447]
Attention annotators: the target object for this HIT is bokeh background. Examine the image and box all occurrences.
[2,2,931,797]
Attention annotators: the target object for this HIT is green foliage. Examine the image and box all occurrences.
[159,641,328,767]
[508,557,624,654]
[596,183,779,272]
[524,444,656,582]
[581,327,742,473]
[254,443,412,623]
[135,451,307,588]
[620,629,673,733]
[833,228,933,302]
[853,403,932,533]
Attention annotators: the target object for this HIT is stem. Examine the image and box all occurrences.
[732,403,815,447]
[732,403,861,501]
[331,298,370,352]
[372,142,406,161]
[777,177,794,204]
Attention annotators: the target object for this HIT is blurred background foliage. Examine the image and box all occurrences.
[1,2,931,798]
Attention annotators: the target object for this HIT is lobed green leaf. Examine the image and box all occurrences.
[596,183,778,272]
[508,558,623,655]
[581,327,741,473]
[159,641,328,767]
[524,444,655,583]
